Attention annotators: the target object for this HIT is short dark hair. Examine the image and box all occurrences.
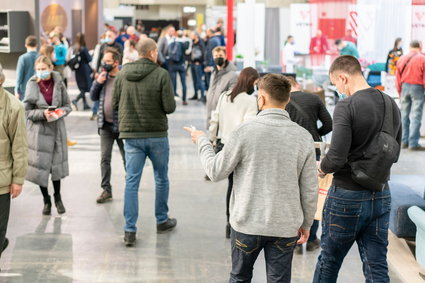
[257,74,291,104]
[104,47,121,62]
[329,55,362,76]
[25,35,37,47]
[410,40,421,49]
[335,39,342,45]
[287,35,293,40]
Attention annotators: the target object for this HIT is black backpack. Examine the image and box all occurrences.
[168,41,183,63]
[349,91,400,192]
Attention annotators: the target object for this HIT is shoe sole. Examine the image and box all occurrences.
[157,226,176,234]
[96,197,113,204]
[125,241,135,247]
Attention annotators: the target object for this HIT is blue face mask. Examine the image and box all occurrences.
[37,70,51,80]
[336,90,348,100]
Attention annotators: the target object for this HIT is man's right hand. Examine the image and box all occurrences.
[10,184,23,199]
[97,72,107,84]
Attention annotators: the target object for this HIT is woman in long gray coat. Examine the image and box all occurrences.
[24,55,72,215]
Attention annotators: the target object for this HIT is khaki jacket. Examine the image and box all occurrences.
[0,87,28,195]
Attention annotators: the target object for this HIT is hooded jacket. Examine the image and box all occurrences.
[112,58,176,139]
[206,61,238,128]
[0,87,28,195]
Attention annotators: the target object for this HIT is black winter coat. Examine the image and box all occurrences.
[75,47,93,92]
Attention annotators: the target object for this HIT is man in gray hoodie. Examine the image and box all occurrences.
[185,74,318,282]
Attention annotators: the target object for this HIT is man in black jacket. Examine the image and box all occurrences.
[286,77,332,253]
[90,48,125,204]
[313,56,401,283]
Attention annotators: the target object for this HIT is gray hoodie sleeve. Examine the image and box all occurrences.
[298,141,319,230]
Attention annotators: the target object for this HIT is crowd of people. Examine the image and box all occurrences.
[0,19,419,283]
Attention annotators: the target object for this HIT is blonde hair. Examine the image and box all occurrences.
[35,55,54,69]
[34,56,53,82]
[40,45,54,57]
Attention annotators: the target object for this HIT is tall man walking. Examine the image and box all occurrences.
[313,55,401,283]
[396,40,425,150]
[90,48,125,203]
[0,67,28,264]
[112,38,177,247]
[185,74,318,282]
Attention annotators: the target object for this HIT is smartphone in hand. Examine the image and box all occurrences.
[47,106,57,111]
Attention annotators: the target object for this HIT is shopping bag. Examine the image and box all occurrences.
[314,174,333,221]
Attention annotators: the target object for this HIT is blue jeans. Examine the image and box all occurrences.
[92,100,99,115]
[400,83,424,148]
[168,63,187,101]
[313,186,391,283]
[123,138,170,232]
[230,228,298,283]
[190,63,205,99]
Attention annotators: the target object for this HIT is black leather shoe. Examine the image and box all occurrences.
[189,96,198,100]
[157,218,177,233]
[55,200,66,214]
[43,197,51,215]
[124,231,136,247]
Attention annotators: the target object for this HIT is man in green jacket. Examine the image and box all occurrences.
[335,39,360,58]
[112,38,177,247]
[0,67,28,263]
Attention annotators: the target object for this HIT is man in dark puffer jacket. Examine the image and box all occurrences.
[112,38,176,247]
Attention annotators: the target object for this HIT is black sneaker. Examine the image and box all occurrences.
[96,191,112,204]
[189,96,198,100]
[157,218,177,233]
[306,239,321,251]
[124,231,136,247]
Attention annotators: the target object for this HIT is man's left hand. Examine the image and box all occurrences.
[183,127,205,144]
[10,184,23,199]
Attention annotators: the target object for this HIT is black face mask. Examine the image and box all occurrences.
[214,57,225,67]
[103,63,114,72]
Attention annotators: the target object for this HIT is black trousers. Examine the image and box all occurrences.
[100,123,125,192]
[0,193,11,258]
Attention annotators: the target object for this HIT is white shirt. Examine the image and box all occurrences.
[123,48,139,65]
[209,91,257,144]
[283,43,296,73]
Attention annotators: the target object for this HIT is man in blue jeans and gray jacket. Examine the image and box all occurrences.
[185,74,318,282]
[112,38,177,247]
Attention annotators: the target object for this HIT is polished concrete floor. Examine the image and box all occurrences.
[0,87,417,282]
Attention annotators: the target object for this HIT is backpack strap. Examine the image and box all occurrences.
[378,90,394,137]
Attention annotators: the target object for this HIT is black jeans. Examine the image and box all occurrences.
[0,193,11,258]
[230,228,298,283]
[100,123,125,192]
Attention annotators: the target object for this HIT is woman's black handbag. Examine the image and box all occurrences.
[67,52,81,71]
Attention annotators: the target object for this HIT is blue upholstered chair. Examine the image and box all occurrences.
[408,206,425,270]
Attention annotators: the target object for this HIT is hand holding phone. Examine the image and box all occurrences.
[183,125,205,144]
[47,106,57,111]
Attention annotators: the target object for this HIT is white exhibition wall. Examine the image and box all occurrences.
[236,2,265,68]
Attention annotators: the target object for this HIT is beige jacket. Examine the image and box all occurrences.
[0,87,28,195]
